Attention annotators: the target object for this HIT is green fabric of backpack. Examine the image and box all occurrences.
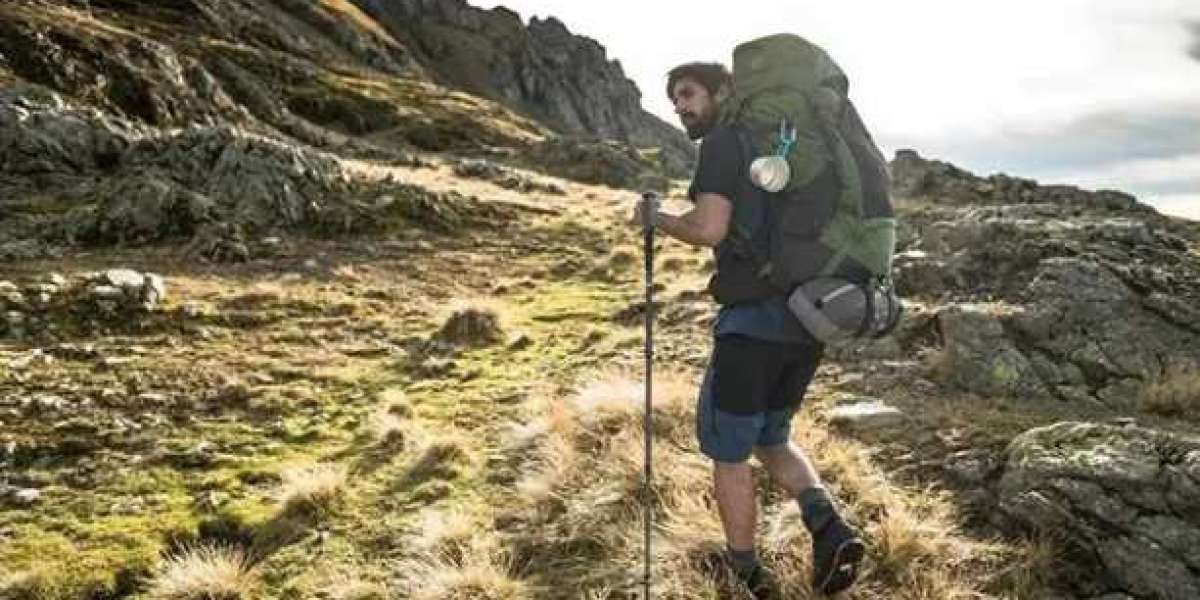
[716,33,896,287]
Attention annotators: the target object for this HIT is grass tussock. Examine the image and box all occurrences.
[398,537,532,600]
[405,433,474,483]
[147,544,258,600]
[319,572,390,600]
[378,386,414,417]
[1141,366,1200,420]
[416,508,484,563]
[0,569,59,600]
[435,300,507,347]
[367,406,407,448]
[278,463,348,517]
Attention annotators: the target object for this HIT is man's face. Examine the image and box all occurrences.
[671,77,720,140]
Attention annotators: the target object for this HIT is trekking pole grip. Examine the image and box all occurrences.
[640,191,659,236]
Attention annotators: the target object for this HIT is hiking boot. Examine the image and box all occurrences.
[735,563,781,600]
[811,515,866,596]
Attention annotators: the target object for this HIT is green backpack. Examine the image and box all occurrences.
[715,33,897,291]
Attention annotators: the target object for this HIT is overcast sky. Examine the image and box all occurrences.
[476,0,1200,220]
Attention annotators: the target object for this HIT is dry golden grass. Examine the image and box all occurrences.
[366,406,407,448]
[377,387,414,417]
[1141,366,1200,420]
[147,544,257,600]
[406,433,474,483]
[416,508,483,563]
[0,569,54,600]
[318,0,397,43]
[319,572,390,600]
[278,463,348,517]
[399,542,533,600]
[498,368,1042,599]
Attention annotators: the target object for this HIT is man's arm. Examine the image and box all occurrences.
[653,192,732,248]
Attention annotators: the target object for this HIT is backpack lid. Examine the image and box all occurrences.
[732,34,847,100]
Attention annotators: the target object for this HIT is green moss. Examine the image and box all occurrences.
[0,469,198,599]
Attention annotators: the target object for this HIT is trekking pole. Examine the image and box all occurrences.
[639,191,658,599]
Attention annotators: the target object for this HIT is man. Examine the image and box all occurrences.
[634,62,866,598]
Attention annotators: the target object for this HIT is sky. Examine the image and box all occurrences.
[475,0,1200,220]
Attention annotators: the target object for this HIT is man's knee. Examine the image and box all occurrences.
[752,443,785,461]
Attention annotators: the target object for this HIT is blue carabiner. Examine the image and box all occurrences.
[776,120,797,157]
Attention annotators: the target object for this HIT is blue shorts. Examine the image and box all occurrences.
[696,334,823,463]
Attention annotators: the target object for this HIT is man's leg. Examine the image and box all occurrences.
[754,342,865,596]
[696,335,779,598]
[753,441,820,496]
[713,460,756,551]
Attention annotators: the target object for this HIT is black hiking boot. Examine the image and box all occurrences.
[735,562,781,600]
[810,515,865,596]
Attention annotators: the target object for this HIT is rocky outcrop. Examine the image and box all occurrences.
[0,85,515,259]
[0,0,420,136]
[891,151,1200,408]
[1,269,167,340]
[993,422,1200,600]
[353,0,696,177]
[891,149,1149,212]
[523,137,671,192]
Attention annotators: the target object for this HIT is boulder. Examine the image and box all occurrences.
[996,422,1200,599]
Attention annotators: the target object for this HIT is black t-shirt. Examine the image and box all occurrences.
[687,125,744,203]
[685,125,814,344]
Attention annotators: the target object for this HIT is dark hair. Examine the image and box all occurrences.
[666,62,732,100]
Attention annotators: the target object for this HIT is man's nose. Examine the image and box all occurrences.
[673,99,686,115]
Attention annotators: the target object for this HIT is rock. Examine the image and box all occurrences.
[25,394,66,415]
[11,488,41,506]
[526,136,671,191]
[933,303,1052,400]
[828,400,906,432]
[942,449,999,486]
[161,441,218,468]
[84,269,167,312]
[995,422,1200,599]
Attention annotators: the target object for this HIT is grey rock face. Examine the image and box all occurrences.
[354,0,695,177]
[934,303,1053,400]
[996,422,1200,599]
[892,151,1200,407]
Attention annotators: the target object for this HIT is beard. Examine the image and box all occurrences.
[680,110,716,140]
[684,121,714,140]
[686,114,710,139]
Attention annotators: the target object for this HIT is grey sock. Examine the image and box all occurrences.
[727,546,759,578]
[798,485,836,533]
